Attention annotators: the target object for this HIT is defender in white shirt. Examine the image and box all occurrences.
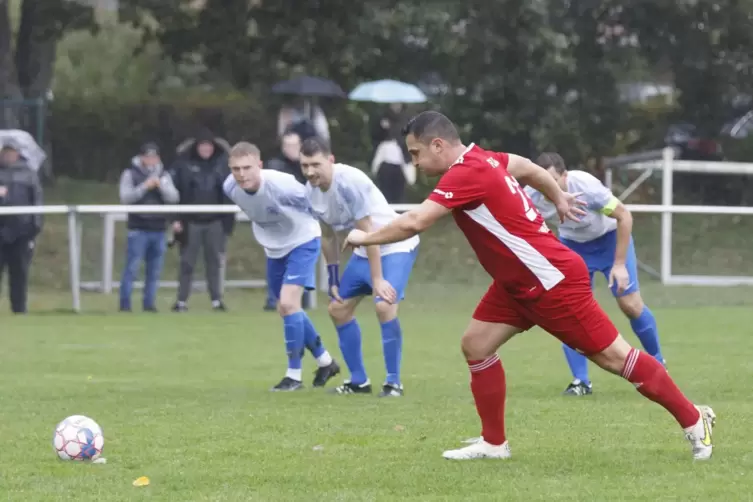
[224,142,340,392]
[526,152,665,396]
[301,137,419,397]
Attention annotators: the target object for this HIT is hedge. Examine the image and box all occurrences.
[47,95,373,182]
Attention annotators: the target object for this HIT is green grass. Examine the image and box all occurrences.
[5,176,753,499]
[2,284,753,501]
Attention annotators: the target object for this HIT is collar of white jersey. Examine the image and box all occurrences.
[450,143,476,168]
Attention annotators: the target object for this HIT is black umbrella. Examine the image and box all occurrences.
[271,76,346,98]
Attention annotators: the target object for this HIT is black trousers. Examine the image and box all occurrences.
[0,239,33,313]
[375,162,407,204]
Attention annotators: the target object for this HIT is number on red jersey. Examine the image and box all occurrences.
[504,175,538,221]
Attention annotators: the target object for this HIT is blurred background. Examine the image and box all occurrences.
[2,0,753,309]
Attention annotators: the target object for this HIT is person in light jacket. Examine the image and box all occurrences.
[118,142,179,312]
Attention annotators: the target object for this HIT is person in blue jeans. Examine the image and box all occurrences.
[526,152,666,396]
[118,143,180,312]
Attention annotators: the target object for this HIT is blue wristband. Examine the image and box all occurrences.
[327,264,339,289]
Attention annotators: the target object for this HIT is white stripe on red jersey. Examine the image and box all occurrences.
[428,143,582,299]
[463,203,564,290]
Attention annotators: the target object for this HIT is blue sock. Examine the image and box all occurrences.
[282,312,305,373]
[562,344,590,385]
[336,319,367,384]
[380,318,403,386]
[301,312,325,359]
[630,306,664,363]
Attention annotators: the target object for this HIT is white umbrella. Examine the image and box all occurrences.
[348,79,428,104]
[0,129,46,172]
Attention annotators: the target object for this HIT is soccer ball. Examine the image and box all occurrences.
[52,415,104,461]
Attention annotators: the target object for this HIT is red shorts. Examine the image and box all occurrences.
[473,272,619,356]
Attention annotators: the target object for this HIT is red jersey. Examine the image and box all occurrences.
[428,143,582,299]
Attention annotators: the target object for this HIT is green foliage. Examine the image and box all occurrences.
[53,22,163,100]
[47,93,374,181]
[39,0,753,182]
[613,0,753,132]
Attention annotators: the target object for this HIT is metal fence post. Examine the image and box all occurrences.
[67,208,82,312]
[101,213,116,293]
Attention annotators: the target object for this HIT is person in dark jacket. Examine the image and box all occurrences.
[169,129,234,312]
[266,130,306,184]
[118,142,179,312]
[0,140,42,314]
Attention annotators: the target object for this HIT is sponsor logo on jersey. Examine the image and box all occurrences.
[433,188,454,199]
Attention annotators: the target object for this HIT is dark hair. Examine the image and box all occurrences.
[536,152,567,174]
[401,111,461,144]
[281,130,301,141]
[300,136,331,157]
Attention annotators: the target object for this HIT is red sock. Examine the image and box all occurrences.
[621,348,700,428]
[468,355,506,445]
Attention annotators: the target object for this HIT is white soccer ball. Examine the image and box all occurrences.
[52,415,104,461]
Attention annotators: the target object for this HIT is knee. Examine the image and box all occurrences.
[277,289,301,317]
[374,300,397,323]
[328,301,353,325]
[122,258,139,276]
[277,301,298,317]
[617,293,644,319]
[588,335,632,374]
[461,330,494,361]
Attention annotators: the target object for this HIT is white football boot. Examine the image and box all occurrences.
[442,437,511,460]
[684,405,716,460]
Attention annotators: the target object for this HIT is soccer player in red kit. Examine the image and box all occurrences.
[343,111,715,461]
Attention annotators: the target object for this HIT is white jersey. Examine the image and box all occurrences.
[306,163,419,257]
[525,170,618,243]
[223,170,321,259]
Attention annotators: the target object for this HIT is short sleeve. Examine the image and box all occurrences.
[494,152,510,168]
[270,174,313,213]
[428,165,485,209]
[569,172,614,212]
[337,170,372,221]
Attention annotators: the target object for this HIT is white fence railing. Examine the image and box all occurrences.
[95,204,416,297]
[2,150,753,312]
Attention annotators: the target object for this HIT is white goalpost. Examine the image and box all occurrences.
[2,149,753,312]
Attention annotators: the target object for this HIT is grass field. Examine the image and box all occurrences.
[2,282,753,502]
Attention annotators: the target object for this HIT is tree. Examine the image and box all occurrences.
[119,0,416,91]
[0,0,95,128]
[611,0,753,133]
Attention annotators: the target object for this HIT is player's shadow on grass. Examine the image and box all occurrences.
[20,308,111,316]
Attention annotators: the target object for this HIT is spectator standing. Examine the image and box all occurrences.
[170,129,234,312]
[371,134,416,204]
[118,142,179,312]
[369,103,409,160]
[278,100,330,144]
[0,139,42,314]
[266,131,306,184]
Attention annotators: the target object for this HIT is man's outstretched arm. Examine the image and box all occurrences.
[506,154,567,205]
[358,199,450,246]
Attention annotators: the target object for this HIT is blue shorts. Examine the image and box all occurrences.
[560,230,639,298]
[266,238,320,300]
[338,248,419,303]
